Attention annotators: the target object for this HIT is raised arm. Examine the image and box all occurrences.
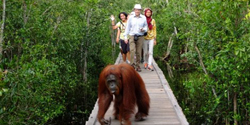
[111,15,119,30]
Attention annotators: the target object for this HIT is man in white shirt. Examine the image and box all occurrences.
[124,4,148,72]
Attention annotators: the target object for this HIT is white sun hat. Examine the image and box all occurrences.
[134,4,142,9]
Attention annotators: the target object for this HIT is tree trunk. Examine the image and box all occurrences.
[51,16,62,38]
[83,10,92,82]
[194,44,207,74]
[23,1,28,25]
[194,42,218,97]
[234,93,238,125]
[162,25,178,78]
[0,0,6,58]
[110,19,116,60]
[110,21,116,47]
[166,62,173,78]
[163,34,173,59]
[226,119,229,125]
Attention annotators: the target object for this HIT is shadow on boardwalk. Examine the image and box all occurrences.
[86,54,189,125]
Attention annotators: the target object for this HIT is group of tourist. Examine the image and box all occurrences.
[111,4,157,72]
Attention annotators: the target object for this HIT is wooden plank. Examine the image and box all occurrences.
[152,59,189,125]
[85,54,188,125]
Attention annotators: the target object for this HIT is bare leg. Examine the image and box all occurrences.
[126,52,131,63]
[122,54,126,62]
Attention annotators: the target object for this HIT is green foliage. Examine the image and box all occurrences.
[0,0,118,124]
[153,0,250,124]
[1,0,249,124]
[0,69,8,97]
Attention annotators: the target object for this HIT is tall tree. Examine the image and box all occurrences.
[0,0,6,59]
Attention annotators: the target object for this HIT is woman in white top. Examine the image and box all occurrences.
[111,12,130,63]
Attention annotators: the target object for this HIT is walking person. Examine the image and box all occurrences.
[143,8,157,71]
[110,12,130,64]
[124,4,148,72]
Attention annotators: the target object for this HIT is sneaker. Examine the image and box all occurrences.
[136,66,142,72]
[147,65,154,71]
[126,60,131,64]
[131,64,136,69]
[141,58,144,63]
[144,63,148,69]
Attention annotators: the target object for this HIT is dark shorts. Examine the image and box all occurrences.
[120,39,130,54]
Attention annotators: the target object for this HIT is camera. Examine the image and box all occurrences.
[134,34,139,41]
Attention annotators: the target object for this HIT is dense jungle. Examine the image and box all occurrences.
[0,0,249,124]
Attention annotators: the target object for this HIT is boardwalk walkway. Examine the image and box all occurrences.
[86,54,189,125]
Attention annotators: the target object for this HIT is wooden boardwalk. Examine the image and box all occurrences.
[86,54,189,125]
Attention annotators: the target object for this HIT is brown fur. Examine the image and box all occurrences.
[97,63,150,125]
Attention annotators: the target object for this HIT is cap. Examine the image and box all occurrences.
[134,4,142,9]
